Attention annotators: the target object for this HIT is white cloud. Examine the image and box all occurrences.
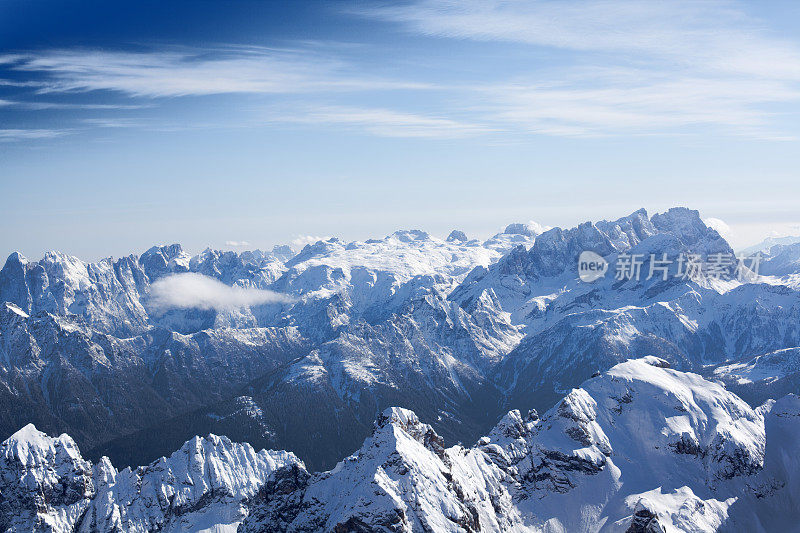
[81,118,147,129]
[768,226,800,238]
[704,217,733,239]
[0,46,425,98]
[149,273,294,313]
[291,235,329,249]
[272,105,492,138]
[30,102,149,110]
[0,129,70,141]
[361,0,800,79]
[0,78,45,87]
[482,69,800,138]
[3,1,800,140]
[225,240,251,247]
[526,220,551,235]
[360,0,800,139]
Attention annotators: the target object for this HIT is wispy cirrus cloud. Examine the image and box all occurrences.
[0,129,70,141]
[0,46,426,98]
[360,0,800,79]
[481,68,800,138]
[271,105,492,138]
[358,0,800,138]
[0,79,46,88]
[81,117,147,129]
[11,101,150,110]
[2,1,800,141]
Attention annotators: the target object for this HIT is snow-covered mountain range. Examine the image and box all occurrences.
[0,222,540,469]
[2,358,798,532]
[1,207,800,531]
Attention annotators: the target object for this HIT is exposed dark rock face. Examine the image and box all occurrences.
[626,502,666,533]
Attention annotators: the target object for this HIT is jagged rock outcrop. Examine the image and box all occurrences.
[0,424,299,532]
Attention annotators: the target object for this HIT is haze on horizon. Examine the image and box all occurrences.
[2,0,800,260]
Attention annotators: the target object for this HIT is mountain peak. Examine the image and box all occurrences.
[651,206,708,235]
[5,423,48,448]
[375,406,424,430]
[3,423,80,455]
[142,243,184,258]
[3,251,27,266]
[375,406,446,458]
[391,229,430,242]
[2,423,88,480]
[503,221,546,237]
[446,229,468,243]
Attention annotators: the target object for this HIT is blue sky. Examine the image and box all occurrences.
[1,0,800,260]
